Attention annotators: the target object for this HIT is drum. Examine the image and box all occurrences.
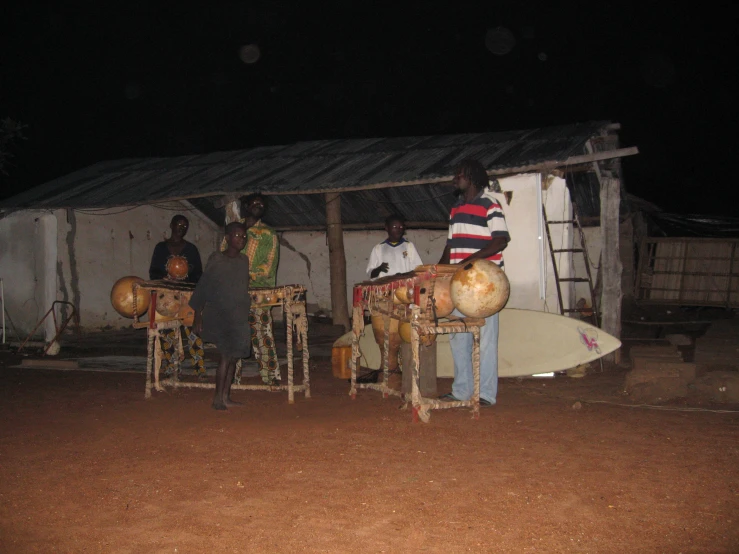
[394,286,412,304]
[370,313,403,371]
[370,313,399,338]
[398,321,436,346]
[110,276,150,318]
[178,299,195,326]
[165,255,189,280]
[413,264,457,318]
[450,259,510,318]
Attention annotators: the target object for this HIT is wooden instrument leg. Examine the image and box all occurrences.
[145,330,155,399]
[154,332,164,392]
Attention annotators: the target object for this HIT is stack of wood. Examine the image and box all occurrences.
[694,319,739,368]
[625,345,697,402]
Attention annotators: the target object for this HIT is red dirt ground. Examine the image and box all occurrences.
[1,360,738,553]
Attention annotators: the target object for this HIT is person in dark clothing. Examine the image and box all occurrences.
[149,215,203,283]
[148,215,206,378]
[190,222,252,410]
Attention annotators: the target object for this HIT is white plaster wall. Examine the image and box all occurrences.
[53,204,221,330]
[0,211,53,338]
[276,173,575,317]
[494,174,573,312]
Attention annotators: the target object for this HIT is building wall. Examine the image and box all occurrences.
[0,211,57,339]
[0,204,221,336]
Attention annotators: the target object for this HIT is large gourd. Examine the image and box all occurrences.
[450,259,509,318]
[110,276,150,318]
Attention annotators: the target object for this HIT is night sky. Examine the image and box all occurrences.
[1,2,736,215]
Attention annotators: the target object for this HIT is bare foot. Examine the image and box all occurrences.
[212,401,227,411]
[224,398,243,407]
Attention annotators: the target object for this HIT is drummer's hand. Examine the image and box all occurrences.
[378,262,389,274]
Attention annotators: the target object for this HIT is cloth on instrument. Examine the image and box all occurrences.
[189,252,252,358]
[250,307,279,383]
[159,326,205,376]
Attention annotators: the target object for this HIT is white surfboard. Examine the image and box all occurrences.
[356,308,621,378]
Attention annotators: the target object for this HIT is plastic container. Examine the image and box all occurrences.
[332,345,353,379]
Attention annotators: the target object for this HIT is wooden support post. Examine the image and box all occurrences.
[600,175,623,363]
[325,192,350,331]
[620,215,635,298]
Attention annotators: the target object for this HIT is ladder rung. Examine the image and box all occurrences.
[558,278,590,282]
[547,220,576,224]
[552,248,584,253]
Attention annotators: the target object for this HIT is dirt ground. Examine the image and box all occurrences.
[0,348,737,554]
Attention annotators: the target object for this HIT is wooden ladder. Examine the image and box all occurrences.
[543,203,600,326]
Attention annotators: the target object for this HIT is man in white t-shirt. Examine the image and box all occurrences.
[366,215,424,389]
[366,215,423,280]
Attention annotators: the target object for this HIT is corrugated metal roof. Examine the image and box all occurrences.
[0,121,619,226]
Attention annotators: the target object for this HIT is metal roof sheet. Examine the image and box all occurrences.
[1,121,621,226]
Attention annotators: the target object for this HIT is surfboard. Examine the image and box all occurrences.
[356,308,621,378]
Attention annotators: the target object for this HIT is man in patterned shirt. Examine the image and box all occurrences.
[222,193,280,385]
[438,158,510,407]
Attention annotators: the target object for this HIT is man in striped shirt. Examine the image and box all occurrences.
[438,158,511,407]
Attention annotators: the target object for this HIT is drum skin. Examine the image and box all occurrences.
[110,276,150,318]
[450,259,510,318]
[166,255,189,280]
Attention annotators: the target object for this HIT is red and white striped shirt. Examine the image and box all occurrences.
[447,189,510,268]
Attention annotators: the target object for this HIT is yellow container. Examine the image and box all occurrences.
[332,345,353,379]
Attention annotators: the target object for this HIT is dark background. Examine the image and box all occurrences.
[1,2,736,214]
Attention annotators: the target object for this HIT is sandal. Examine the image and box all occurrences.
[479,398,495,407]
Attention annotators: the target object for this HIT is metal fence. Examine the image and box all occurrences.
[636,238,739,307]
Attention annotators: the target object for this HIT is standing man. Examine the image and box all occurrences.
[438,158,510,407]
[223,193,280,385]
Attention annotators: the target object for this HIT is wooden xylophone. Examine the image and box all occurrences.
[353,265,457,323]
[251,284,307,308]
[132,279,196,329]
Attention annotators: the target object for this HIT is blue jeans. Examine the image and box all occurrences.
[449,309,499,404]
